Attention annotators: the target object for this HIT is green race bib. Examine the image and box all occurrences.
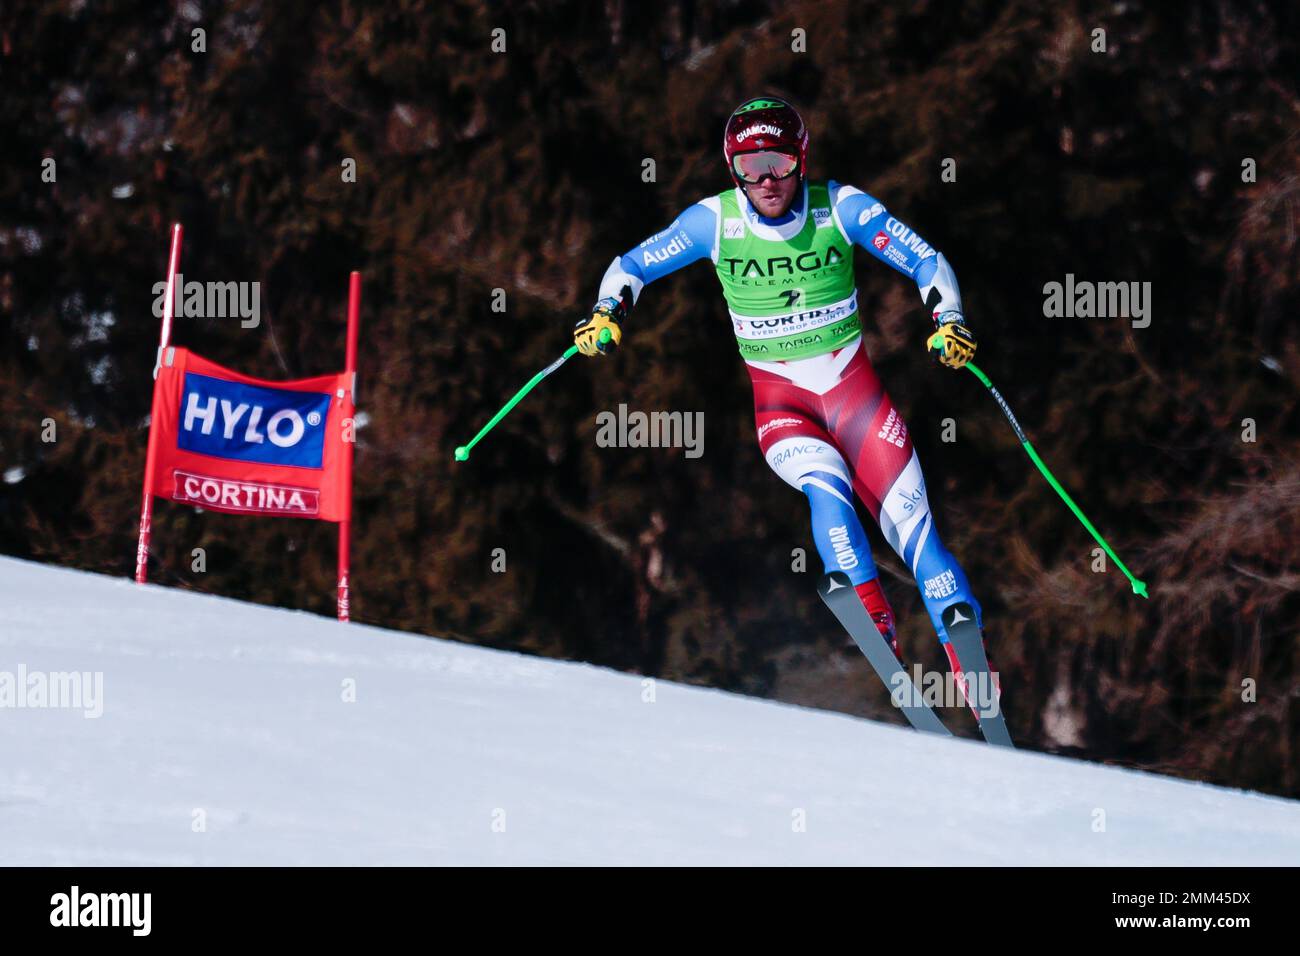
[715,182,861,361]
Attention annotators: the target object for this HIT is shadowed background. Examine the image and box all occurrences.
[2,0,1297,795]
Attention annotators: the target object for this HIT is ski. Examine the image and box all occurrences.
[942,602,1015,748]
[817,572,952,737]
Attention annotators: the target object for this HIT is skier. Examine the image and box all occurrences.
[573,96,985,692]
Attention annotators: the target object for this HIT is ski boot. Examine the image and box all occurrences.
[854,578,899,658]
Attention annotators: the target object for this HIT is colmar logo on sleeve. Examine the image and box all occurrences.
[884,217,936,259]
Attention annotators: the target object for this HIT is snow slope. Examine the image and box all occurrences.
[0,555,1296,865]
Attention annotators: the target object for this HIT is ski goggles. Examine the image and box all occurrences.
[731,148,800,184]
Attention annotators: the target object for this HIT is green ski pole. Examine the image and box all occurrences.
[930,334,1148,598]
[454,328,610,462]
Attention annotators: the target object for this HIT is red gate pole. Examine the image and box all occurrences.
[135,222,183,584]
[337,271,361,621]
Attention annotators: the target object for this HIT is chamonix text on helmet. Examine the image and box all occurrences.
[722,97,809,187]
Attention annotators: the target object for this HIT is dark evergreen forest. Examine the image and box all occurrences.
[2,1,1297,795]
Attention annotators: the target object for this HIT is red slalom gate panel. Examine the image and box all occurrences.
[135,225,362,621]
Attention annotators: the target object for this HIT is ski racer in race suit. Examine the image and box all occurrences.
[574,96,985,681]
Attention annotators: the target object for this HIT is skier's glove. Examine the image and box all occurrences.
[928,312,977,370]
[574,290,629,357]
